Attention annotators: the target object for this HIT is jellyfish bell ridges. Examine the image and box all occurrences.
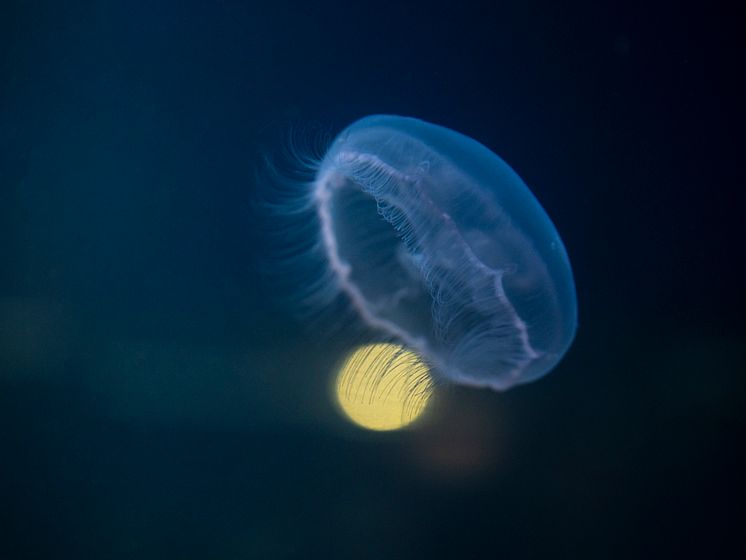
[272,115,577,391]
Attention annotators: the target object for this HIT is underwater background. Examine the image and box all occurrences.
[1,1,743,558]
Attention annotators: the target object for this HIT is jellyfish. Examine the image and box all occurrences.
[265,115,577,391]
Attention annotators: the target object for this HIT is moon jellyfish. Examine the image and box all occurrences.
[267,115,577,391]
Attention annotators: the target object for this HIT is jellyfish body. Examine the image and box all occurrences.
[271,115,577,391]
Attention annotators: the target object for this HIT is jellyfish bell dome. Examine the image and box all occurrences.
[272,115,577,391]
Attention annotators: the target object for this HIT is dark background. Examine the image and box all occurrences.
[1,1,744,558]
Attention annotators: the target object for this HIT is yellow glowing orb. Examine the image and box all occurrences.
[334,343,433,431]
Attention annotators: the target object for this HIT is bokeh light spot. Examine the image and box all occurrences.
[334,343,433,431]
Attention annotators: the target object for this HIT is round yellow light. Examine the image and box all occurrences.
[334,343,433,431]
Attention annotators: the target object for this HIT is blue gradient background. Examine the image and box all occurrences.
[1,1,743,558]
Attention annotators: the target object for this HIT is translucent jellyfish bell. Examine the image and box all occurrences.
[270,115,577,391]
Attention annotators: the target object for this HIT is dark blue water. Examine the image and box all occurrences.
[1,1,743,558]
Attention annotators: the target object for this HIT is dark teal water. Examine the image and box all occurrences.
[1,1,743,558]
